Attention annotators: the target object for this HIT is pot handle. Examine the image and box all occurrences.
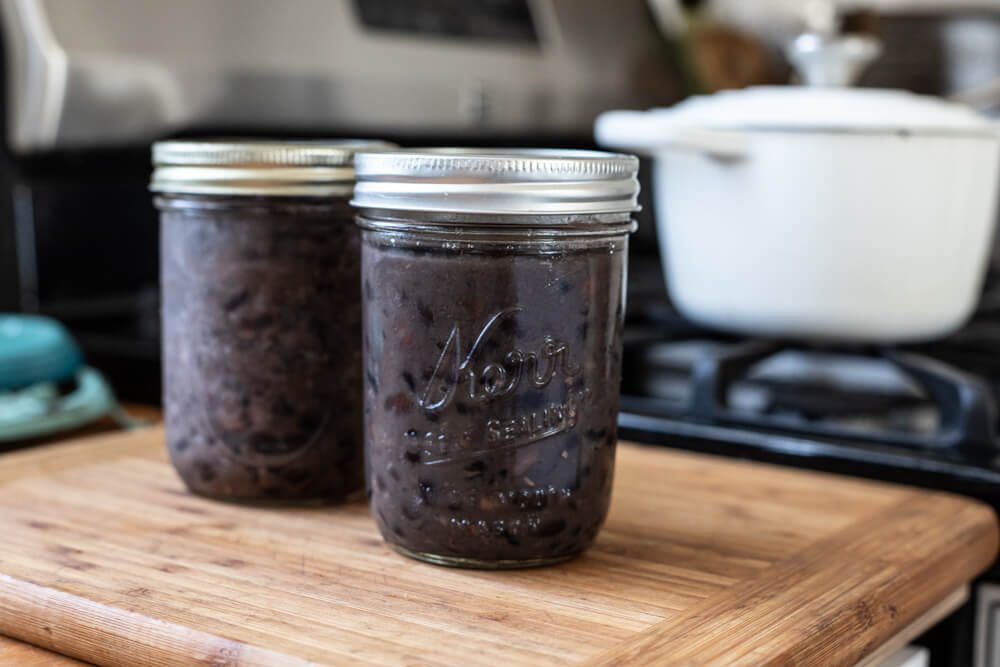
[594,111,750,161]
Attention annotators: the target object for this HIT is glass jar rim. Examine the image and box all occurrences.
[356,210,637,239]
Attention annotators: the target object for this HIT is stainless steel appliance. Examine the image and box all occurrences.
[0,0,668,152]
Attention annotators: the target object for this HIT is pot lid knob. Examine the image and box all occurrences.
[785,0,882,88]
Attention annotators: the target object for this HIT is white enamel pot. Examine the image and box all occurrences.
[596,87,1000,343]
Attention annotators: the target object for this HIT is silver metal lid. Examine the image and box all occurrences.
[150,139,397,196]
[351,149,640,215]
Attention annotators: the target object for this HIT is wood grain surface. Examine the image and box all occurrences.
[0,403,162,664]
[0,427,994,666]
[0,634,87,666]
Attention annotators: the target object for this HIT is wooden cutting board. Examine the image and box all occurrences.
[0,635,85,666]
[0,427,994,666]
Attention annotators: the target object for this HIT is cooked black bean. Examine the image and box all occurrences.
[401,370,416,391]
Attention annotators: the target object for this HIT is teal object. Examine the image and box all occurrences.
[0,314,83,390]
[0,315,148,443]
[0,366,122,442]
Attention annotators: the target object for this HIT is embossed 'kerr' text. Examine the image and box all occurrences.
[418,307,581,413]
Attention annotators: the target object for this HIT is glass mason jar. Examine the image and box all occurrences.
[352,149,639,567]
[151,139,393,504]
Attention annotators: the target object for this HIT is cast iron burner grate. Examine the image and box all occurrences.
[620,335,1000,463]
[690,340,997,456]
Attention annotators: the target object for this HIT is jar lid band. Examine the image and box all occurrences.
[351,149,640,215]
[150,139,396,196]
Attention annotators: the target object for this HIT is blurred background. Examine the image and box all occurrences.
[1,0,1000,439]
[1,0,997,405]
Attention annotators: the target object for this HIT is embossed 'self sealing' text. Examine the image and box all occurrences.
[485,387,590,446]
[419,307,582,413]
[413,387,592,467]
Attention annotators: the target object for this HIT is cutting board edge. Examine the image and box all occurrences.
[583,490,999,666]
[0,573,318,667]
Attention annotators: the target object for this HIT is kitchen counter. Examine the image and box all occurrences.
[0,426,994,666]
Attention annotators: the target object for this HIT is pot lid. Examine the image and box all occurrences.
[641,86,997,137]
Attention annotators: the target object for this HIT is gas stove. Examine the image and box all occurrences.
[619,261,1000,667]
[619,329,1000,504]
